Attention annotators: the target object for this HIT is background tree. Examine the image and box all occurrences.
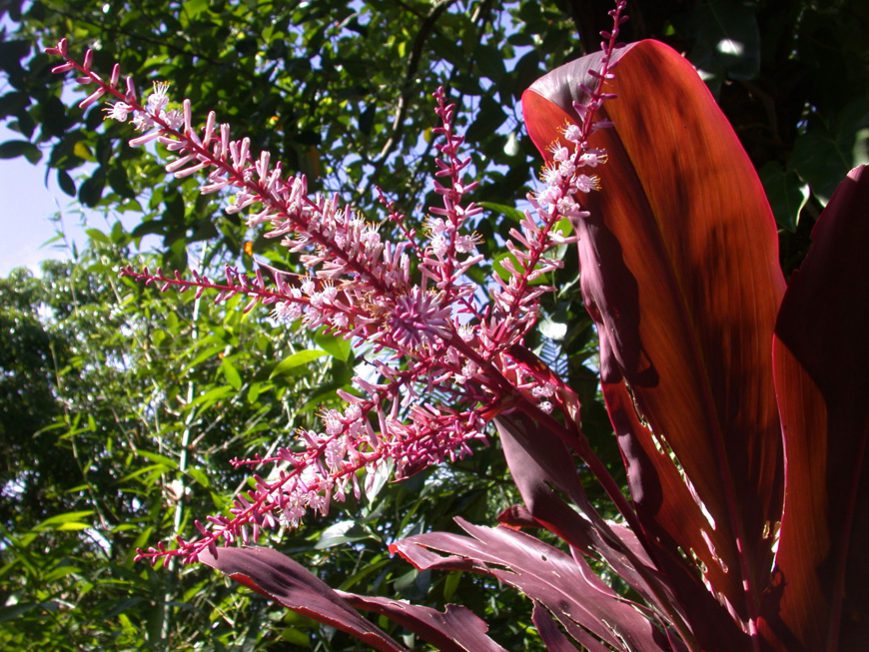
[1,0,867,648]
[5,0,866,266]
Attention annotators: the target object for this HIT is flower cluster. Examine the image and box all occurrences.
[45,8,623,563]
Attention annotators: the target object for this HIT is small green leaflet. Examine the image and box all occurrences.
[270,349,329,378]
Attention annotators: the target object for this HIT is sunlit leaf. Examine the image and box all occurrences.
[768,165,869,651]
[270,349,328,377]
[523,41,785,626]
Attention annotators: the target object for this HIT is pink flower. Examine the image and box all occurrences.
[146,81,171,114]
[47,41,614,564]
[389,287,451,350]
[103,101,132,122]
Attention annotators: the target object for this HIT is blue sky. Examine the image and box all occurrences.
[0,10,96,277]
[0,124,89,276]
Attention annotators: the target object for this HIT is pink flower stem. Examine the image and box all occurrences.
[54,52,398,298]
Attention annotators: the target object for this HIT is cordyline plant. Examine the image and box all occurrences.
[45,2,867,649]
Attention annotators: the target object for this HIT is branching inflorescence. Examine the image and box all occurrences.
[45,0,627,564]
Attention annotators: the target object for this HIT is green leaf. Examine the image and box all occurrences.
[493,251,547,286]
[0,603,39,623]
[108,166,136,199]
[314,331,351,361]
[182,343,225,372]
[72,140,93,161]
[492,251,519,283]
[0,39,30,71]
[85,228,112,245]
[133,527,155,553]
[466,96,505,142]
[314,520,371,549]
[364,459,392,503]
[337,557,391,592]
[443,571,461,602]
[187,467,210,488]
[479,201,524,224]
[78,172,105,207]
[0,91,28,118]
[270,349,328,377]
[38,96,70,138]
[690,0,760,91]
[758,162,810,232]
[220,357,243,390]
[138,451,180,470]
[475,43,506,82]
[56,168,76,196]
[792,100,869,203]
[539,314,567,341]
[35,510,94,531]
[189,385,234,409]
[44,566,81,581]
[119,463,169,483]
[246,381,266,404]
[0,139,39,161]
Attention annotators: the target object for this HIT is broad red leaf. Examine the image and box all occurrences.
[337,593,507,652]
[198,547,403,651]
[531,601,586,652]
[199,546,505,651]
[522,40,786,619]
[766,165,869,651]
[495,407,747,651]
[494,411,663,605]
[603,381,713,576]
[391,517,669,652]
[601,381,749,651]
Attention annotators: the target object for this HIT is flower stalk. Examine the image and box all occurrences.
[45,4,625,564]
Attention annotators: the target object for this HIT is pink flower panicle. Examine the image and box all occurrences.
[486,0,628,349]
[45,3,625,565]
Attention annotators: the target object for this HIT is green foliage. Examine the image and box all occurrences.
[0,230,534,649]
[0,237,282,648]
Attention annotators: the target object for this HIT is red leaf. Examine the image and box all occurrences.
[199,546,506,651]
[766,165,869,651]
[603,381,751,650]
[531,601,586,651]
[522,40,786,620]
[495,407,747,650]
[603,381,712,574]
[494,411,663,604]
[392,518,670,652]
[199,547,405,652]
[337,593,507,652]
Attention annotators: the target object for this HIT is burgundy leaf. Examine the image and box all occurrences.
[523,40,786,624]
[199,546,506,651]
[199,547,404,651]
[603,380,750,650]
[765,165,869,651]
[337,592,507,652]
[531,601,592,652]
[494,411,658,601]
[391,518,670,651]
[603,380,713,572]
[496,407,746,650]
[497,503,539,530]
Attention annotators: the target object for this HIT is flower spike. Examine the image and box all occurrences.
[47,11,625,562]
